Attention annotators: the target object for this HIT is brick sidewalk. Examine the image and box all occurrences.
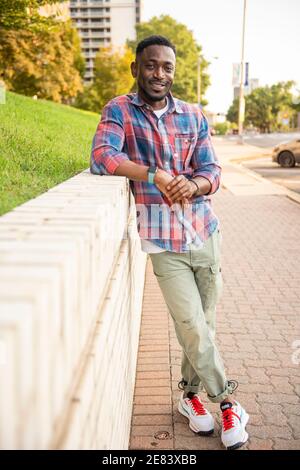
[129,186,300,451]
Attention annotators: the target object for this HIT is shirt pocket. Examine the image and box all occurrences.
[173,133,196,172]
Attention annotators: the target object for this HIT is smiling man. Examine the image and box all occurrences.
[90,35,249,450]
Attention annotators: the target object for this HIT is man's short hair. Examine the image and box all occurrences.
[136,35,176,56]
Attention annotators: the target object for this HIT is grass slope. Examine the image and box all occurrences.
[0,92,100,215]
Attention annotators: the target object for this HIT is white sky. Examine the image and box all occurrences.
[142,0,300,114]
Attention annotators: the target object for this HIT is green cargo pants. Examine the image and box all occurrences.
[149,227,234,403]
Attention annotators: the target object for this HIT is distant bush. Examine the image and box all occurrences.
[214,122,230,135]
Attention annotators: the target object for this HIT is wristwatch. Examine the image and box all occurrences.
[147,166,158,184]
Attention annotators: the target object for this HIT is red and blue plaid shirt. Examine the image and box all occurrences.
[90,92,222,253]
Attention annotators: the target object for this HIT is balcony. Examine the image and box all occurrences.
[80,31,111,38]
[70,11,108,18]
[84,72,94,80]
[75,21,110,28]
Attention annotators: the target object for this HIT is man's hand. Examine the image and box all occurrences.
[164,175,197,203]
[153,169,175,203]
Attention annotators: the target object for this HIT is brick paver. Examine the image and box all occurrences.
[129,161,300,450]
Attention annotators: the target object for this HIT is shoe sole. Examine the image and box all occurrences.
[223,411,250,451]
[226,430,249,450]
[178,402,214,436]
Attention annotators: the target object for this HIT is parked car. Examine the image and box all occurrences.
[272,139,300,167]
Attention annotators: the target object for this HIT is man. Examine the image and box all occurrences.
[90,35,249,450]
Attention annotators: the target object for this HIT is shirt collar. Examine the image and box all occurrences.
[130,92,183,114]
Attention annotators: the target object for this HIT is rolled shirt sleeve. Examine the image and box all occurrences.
[90,102,130,175]
[191,110,222,195]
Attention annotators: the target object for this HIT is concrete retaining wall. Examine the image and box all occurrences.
[0,171,146,449]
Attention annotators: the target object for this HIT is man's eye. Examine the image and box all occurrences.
[166,68,173,73]
[146,65,154,69]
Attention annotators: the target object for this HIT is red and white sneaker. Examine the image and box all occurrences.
[220,401,249,450]
[178,393,214,435]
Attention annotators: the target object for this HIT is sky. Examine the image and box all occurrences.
[142,0,300,114]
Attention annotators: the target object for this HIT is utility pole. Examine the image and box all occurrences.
[238,0,247,141]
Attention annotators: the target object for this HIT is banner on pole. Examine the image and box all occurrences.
[244,62,249,86]
[232,63,240,87]
[233,62,250,88]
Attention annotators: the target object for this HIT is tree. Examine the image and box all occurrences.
[226,98,239,125]
[0,0,60,31]
[0,21,84,102]
[245,87,273,133]
[75,45,135,112]
[226,81,297,133]
[127,15,210,105]
[0,1,85,102]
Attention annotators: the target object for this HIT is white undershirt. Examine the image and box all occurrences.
[140,98,201,254]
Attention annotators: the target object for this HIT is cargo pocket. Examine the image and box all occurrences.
[208,263,223,305]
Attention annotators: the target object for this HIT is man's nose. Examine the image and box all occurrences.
[153,66,165,79]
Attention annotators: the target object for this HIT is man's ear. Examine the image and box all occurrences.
[131,61,137,79]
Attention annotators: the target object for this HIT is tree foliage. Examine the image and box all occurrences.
[0,0,61,31]
[226,81,298,132]
[127,15,210,105]
[75,45,135,112]
[0,2,85,102]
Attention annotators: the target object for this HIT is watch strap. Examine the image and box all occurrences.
[147,166,157,184]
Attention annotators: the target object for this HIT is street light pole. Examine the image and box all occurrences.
[238,0,247,140]
[197,56,201,108]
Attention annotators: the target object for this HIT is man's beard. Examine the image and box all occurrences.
[139,81,171,102]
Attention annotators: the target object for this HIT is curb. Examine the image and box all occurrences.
[227,157,300,205]
[230,152,271,164]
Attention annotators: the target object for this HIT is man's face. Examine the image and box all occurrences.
[131,45,176,103]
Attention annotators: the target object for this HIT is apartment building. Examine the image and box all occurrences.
[69,0,143,82]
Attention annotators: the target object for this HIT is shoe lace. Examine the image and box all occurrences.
[221,405,242,431]
[222,408,236,431]
[188,396,207,416]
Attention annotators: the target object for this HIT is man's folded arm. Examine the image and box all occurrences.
[90,103,150,181]
[191,111,222,196]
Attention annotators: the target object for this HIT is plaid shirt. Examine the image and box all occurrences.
[90,92,222,253]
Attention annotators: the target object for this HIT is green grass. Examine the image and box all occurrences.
[0,92,100,215]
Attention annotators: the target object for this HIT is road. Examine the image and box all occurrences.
[222,131,300,148]
[242,157,300,194]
